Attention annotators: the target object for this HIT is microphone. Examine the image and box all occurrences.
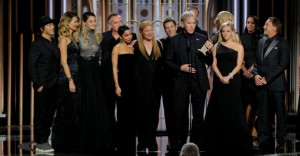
[187,36,191,52]
[187,36,192,73]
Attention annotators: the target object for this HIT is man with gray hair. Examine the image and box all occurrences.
[165,11,213,155]
[176,6,208,37]
[253,17,289,154]
[180,143,200,156]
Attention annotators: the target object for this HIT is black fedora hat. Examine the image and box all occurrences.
[36,16,55,30]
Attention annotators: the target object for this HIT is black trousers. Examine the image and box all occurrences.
[170,75,207,152]
[256,90,286,146]
[34,85,57,144]
[161,78,173,146]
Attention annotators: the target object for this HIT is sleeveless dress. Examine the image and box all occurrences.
[115,54,136,155]
[204,44,251,155]
[78,30,114,155]
[52,41,80,152]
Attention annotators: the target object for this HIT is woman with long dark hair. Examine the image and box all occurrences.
[240,15,263,145]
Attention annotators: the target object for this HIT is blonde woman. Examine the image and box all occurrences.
[52,11,80,152]
[204,22,251,155]
[208,11,234,46]
[133,20,162,152]
[78,12,113,154]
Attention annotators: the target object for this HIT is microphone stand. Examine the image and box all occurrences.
[187,36,192,73]
[187,35,193,135]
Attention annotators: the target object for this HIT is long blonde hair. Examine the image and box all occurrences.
[218,22,240,43]
[214,11,234,28]
[80,12,102,44]
[58,11,79,42]
[137,20,161,60]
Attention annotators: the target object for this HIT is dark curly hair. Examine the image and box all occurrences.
[243,15,262,36]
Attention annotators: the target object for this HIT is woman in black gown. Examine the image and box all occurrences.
[111,25,136,155]
[204,22,251,155]
[133,20,163,152]
[52,11,80,152]
[78,12,114,155]
[240,15,263,143]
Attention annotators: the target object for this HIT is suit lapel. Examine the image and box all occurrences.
[260,38,267,62]
[264,38,279,59]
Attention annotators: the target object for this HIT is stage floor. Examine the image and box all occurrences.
[0,126,300,156]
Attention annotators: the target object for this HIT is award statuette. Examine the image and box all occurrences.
[198,31,219,55]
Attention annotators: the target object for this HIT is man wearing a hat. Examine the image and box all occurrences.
[28,16,60,153]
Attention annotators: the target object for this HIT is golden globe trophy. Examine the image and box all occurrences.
[198,31,219,55]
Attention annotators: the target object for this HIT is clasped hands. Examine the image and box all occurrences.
[181,64,196,73]
[255,75,267,86]
[220,75,230,84]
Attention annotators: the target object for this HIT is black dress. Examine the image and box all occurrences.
[240,32,262,110]
[204,44,251,155]
[134,42,162,151]
[52,41,80,152]
[78,30,114,155]
[115,54,136,155]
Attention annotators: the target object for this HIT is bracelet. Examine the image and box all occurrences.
[228,72,234,79]
[67,76,73,81]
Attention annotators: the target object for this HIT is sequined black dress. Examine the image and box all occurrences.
[52,41,81,152]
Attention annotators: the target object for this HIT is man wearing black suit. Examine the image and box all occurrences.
[165,11,213,154]
[176,6,208,37]
[253,17,289,154]
[160,17,177,152]
[28,16,60,153]
[101,13,123,116]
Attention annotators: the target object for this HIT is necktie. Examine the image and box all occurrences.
[263,39,271,56]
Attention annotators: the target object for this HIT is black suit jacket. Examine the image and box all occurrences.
[253,36,289,91]
[28,36,60,90]
[165,32,213,91]
[160,37,174,83]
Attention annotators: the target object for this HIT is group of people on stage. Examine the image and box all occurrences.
[28,5,289,156]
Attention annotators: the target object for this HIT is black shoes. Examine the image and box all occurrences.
[252,143,263,155]
[276,144,284,153]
